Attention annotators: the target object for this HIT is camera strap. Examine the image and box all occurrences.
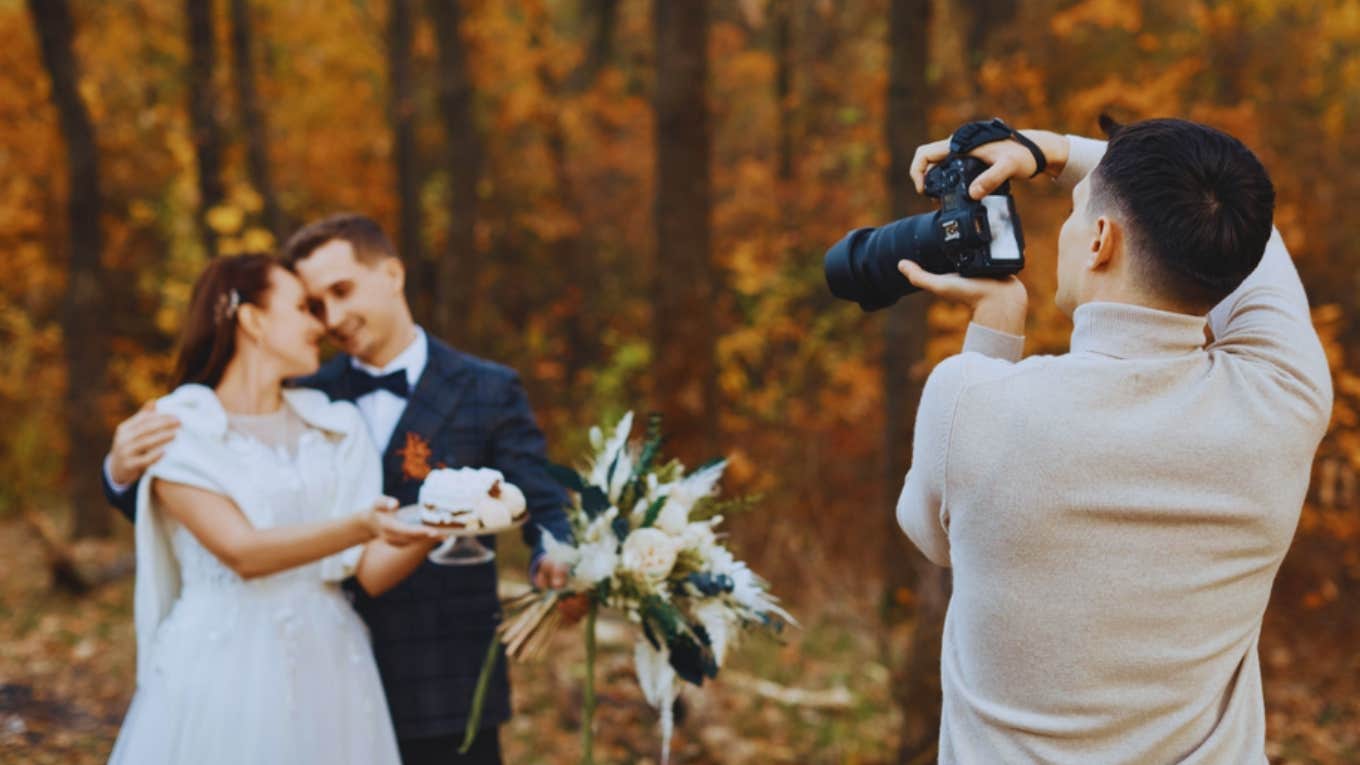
[949,118,1047,178]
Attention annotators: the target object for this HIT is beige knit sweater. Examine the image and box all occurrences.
[896,136,1333,764]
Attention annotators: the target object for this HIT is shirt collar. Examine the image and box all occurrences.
[352,326,428,387]
[1069,302,1207,359]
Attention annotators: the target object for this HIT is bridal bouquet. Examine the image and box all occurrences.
[463,412,793,764]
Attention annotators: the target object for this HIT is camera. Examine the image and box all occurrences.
[824,155,1026,311]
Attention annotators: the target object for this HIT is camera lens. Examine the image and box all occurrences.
[824,212,949,311]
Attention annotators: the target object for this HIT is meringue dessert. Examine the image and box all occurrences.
[417,467,527,531]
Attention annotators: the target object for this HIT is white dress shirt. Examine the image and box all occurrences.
[351,326,427,452]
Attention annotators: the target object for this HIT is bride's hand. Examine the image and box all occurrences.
[363,497,445,547]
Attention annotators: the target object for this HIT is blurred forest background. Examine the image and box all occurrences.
[2,0,1358,762]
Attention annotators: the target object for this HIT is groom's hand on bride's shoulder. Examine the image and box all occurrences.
[910,129,1070,199]
[109,401,181,487]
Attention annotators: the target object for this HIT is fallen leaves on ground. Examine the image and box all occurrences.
[0,519,1354,764]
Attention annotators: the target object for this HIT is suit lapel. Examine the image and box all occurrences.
[383,336,469,486]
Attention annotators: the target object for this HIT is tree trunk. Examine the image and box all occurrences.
[964,0,1016,84]
[427,0,482,347]
[882,1,944,763]
[186,0,225,257]
[957,0,1017,113]
[652,0,716,464]
[1207,0,1247,106]
[228,0,286,243]
[531,4,594,387]
[569,0,618,91]
[773,0,794,185]
[387,0,428,324]
[28,0,113,539]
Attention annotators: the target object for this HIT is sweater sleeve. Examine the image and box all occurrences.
[896,355,971,567]
[1206,229,1333,426]
[963,323,1025,361]
[1057,135,1107,189]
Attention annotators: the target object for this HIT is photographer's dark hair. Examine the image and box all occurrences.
[1089,118,1275,310]
[173,254,278,389]
[281,213,398,268]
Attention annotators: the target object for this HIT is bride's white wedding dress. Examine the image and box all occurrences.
[109,384,401,764]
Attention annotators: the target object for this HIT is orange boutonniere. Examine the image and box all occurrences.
[398,432,433,481]
[397,432,448,481]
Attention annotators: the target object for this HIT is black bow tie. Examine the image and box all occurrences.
[347,367,410,399]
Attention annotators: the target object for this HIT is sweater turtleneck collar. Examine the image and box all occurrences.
[1069,301,1207,359]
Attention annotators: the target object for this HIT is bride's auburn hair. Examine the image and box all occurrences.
[173,253,279,389]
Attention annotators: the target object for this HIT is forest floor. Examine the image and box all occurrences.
[0,517,1355,764]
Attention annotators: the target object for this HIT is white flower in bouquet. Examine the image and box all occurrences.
[588,411,634,503]
[727,562,764,610]
[633,638,679,709]
[653,501,689,536]
[574,542,618,587]
[540,529,581,570]
[627,495,652,529]
[654,459,727,534]
[698,536,734,572]
[620,527,680,581]
[679,517,720,553]
[731,564,794,624]
[696,543,795,624]
[573,509,621,586]
[692,599,735,665]
[633,639,681,765]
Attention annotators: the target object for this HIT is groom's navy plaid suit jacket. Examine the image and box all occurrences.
[103,335,572,740]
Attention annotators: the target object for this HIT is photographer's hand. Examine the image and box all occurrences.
[898,260,1028,337]
[911,130,1070,200]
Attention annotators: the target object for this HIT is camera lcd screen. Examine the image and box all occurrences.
[982,196,1022,261]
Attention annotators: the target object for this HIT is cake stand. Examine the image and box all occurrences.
[396,506,527,566]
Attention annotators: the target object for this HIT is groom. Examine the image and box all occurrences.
[102,213,573,765]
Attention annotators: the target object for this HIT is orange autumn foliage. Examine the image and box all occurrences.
[0,0,1354,601]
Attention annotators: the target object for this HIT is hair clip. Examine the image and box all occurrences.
[215,288,242,325]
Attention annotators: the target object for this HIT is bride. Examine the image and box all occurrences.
[109,254,444,764]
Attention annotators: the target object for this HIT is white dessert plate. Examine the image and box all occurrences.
[395,504,528,538]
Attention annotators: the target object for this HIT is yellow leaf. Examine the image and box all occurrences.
[217,236,244,256]
[232,185,264,214]
[241,228,275,252]
[206,205,244,235]
[129,200,157,225]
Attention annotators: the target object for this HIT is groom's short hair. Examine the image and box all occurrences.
[282,213,399,268]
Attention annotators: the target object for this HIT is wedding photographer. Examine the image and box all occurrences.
[844,117,1330,763]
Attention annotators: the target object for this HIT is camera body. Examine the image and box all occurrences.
[823,153,1027,311]
[924,156,1025,278]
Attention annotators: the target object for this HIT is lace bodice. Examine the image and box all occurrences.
[167,406,346,593]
